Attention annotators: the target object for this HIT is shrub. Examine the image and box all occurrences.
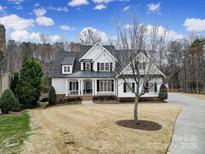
[48,86,56,105]
[159,84,168,101]
[93,96,116,101]
[0,89,21,114]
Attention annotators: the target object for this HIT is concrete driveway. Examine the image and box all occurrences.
[167,93,205,154]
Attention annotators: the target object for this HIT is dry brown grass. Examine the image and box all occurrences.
[21,103,181,154]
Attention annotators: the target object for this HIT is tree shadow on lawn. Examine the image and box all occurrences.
[116,120,162,131]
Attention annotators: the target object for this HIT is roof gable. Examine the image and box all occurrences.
[79,43,117,61]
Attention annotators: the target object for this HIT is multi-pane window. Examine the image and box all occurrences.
[85,62,91,71]
[99,80,113,92]
[69,81,78,94]
[62,65,71,74]
[99,63,110,71]
[138,62,146,70]
[123,82,135,93]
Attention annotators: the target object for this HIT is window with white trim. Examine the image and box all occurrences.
[69,81,78,95]
[62,65,71,74]
[99,63,110,71]
[99,80,113,92]
[85,62,91,70]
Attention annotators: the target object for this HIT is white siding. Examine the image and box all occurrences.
[52,78,66,94]
[117,78,163,97]
[93,51,115,71]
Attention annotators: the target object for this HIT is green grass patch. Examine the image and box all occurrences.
[0,111,30,154]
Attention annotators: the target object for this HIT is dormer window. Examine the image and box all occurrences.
[85,62,91,71]
[62,65,72,74]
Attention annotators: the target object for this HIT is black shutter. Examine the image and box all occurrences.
[111,80,114,92]
[132,83,135,93]
[110,63,113,72]
[143,62,146,70]
[69,82,72,90]
[97,63,99,71]
[91,62,93,71]
[76,82,79,90]
[97,80,99,92]
[83,62,85,70]
[123,83,126,93]
[154,82,157,92]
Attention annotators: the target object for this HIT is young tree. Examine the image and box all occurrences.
[114,16,167,122]
[0,89,20,114]
[15,58,43,108]
[48,86,56,105]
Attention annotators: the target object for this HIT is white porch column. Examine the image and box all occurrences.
[78,79,80,95]
[92,79,95,95]
[80,79,83,96]
[65,79,68,96]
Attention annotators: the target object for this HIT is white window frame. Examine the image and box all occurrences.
[69,81,78,95]
[99,63,110,71]
[85,62,91,71]
[126,83,132,92]
[99,80,113,92]
[62,65,72,74]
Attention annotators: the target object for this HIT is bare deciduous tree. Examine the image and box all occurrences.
[114,16,167,122]
[79,27,102,45]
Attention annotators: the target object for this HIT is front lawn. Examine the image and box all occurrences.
[0,112,30,154]
[21,103,181,154]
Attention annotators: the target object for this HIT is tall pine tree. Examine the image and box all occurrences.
[15,58,43,108]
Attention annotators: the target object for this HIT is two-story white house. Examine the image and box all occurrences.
[50,43,166,102]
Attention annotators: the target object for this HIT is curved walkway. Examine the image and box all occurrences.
[167,93,205,154]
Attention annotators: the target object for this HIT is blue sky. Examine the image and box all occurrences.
[0,0,205,43]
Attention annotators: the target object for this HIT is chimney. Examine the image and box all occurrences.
[0,24,6,56]
[69,42,81,52]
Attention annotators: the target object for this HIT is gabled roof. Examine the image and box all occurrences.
[49,43,166,78]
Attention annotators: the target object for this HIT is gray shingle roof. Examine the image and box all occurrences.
[64,71,114,78]
[49,45,133,78]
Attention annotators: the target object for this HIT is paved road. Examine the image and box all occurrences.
[167,93,205,154]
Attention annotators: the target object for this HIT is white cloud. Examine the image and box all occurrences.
[123,5,130,12]
[0,5,7,12]
[146,25,184,40]
[10,30,63,43]
[60,25,75,30]
[0,14,34,30]
[147,2,161,13]
[68,0,89,7]
[48,6,68,12]
[7,0,24,5]
[80,27,109,43]
[124,24,184,41]
[33,7,47,16]
[92,0,112,3]
[36,16,54,26]
[94,4,107,10]
[184,18,205,32]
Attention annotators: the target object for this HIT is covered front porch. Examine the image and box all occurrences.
[65,78,115,96]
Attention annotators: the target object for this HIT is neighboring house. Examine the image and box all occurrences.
[50,43,166,102]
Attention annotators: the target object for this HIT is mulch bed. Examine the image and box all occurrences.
[116,120,162,131]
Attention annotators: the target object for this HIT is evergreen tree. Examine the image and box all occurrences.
[0,89,21,114]
[48,86,56,105]
[15,58,43,108]
[10,72,19,94]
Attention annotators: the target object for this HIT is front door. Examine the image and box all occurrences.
[83,80,92,94]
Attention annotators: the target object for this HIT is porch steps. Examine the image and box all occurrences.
[82,100,94,104]
[81,95,93,101]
